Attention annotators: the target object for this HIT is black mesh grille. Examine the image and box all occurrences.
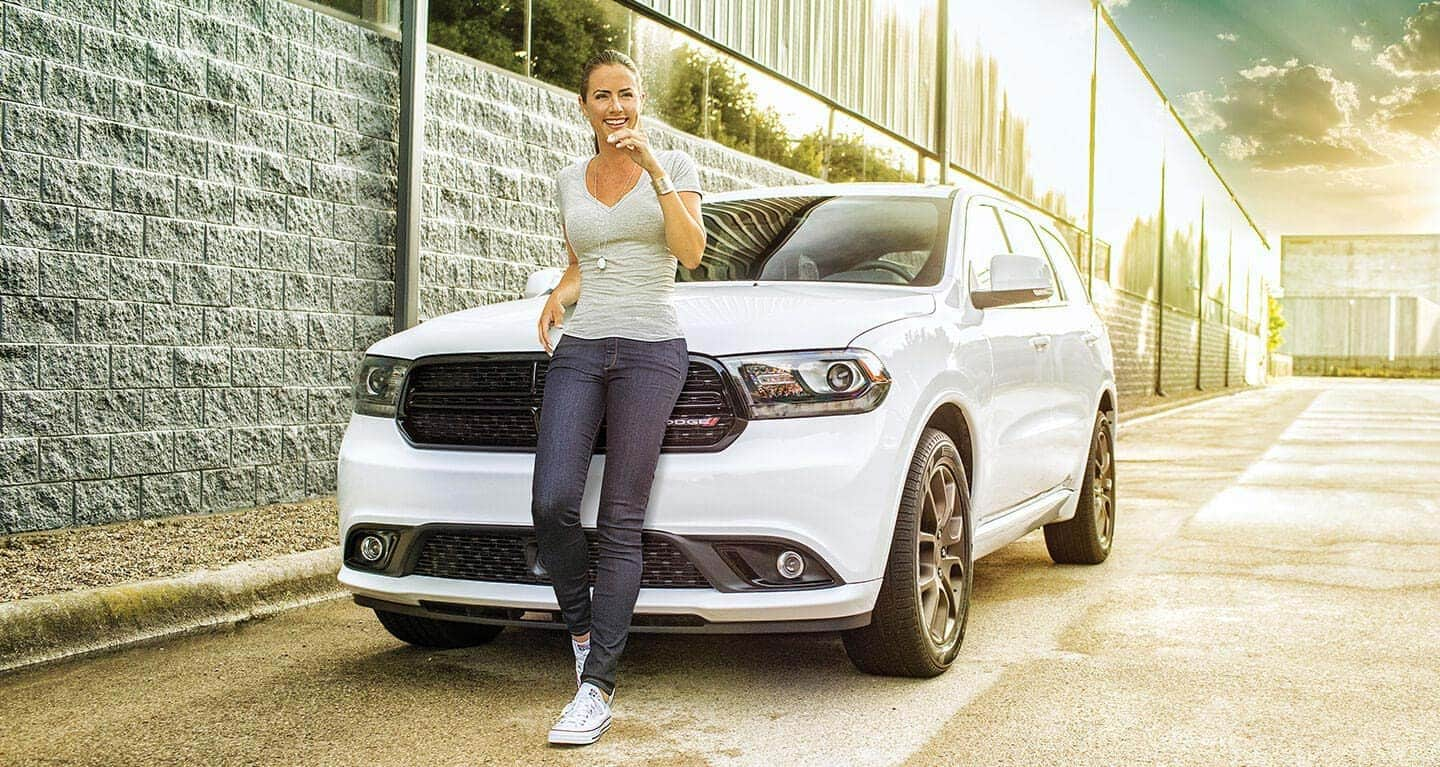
[411,529,711,588]
[398,355,740,451]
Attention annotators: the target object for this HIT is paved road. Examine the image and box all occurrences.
[3,378,1437,766]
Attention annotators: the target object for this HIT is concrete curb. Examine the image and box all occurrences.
[0,547,344,674]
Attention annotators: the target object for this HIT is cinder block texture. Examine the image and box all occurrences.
[1,0,396,532]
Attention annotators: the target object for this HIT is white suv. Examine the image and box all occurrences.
[337,181,1117,677]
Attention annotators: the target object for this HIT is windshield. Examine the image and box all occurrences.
[677,195,953,287]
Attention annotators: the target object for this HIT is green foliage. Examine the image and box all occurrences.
[1267,294,1286,353]
[423,6,914,181]
[427,0,629,88]
[652,48,793,168]
[794,130,917,182]
[653,48,914,180]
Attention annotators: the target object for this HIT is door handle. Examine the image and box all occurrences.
[1029,335,1051,351]
[1083,332,1099,346]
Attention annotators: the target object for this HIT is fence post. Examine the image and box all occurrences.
[394,0,428,331]
[1154,160,1167,396]
[934,0,949,183]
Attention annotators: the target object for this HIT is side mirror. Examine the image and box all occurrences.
[524,268,564,299]
[970,253,1054,309]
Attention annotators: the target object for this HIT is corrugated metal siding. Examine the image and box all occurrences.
[627,0,937,148]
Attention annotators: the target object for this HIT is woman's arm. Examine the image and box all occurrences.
[536,225,581,353]
[549,226,582,307]
[656,188,705,270]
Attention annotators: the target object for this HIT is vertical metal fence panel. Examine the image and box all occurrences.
[624,0,937,150]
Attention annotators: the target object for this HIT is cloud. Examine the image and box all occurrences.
[1351,34,1373,53]
[1377,1,1440,75]
[1180,61,1386,170]
[1216,32,1238,43]
[1375,85,1440,137]
[1178,91,1226,133]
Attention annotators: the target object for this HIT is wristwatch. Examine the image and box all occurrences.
[651,173,676,196]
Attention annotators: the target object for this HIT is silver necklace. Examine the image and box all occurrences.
[586,159,641,271]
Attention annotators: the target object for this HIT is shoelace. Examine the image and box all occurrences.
[556,687,607,727]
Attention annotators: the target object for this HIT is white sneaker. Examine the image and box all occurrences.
[547,682,612,746]
[572,638,590,688]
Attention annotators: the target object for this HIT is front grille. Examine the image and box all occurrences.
[397,354,742,451]
[411,529,712,588]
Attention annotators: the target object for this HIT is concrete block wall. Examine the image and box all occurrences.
[1158,308,1199,394]
[0,0,399,533]
[1093,284,1257,406]
[1199,321,1226,389]
[1092,286,1159,406]
[1226,329,1245,387]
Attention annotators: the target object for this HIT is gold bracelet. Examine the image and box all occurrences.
[651,174,676,196]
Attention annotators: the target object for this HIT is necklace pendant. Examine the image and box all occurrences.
[596,256,607,270]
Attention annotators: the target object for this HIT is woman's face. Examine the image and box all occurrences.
[580,63,644,141]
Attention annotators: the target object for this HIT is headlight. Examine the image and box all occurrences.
[719,349,891,419]
[352,355,411,417]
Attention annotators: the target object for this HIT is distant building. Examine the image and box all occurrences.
[1279,234,1440,375]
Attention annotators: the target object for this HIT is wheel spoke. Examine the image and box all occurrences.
[942,513,964,545]
[918,565,939,597]
[929,585,951,641]
[926,474,945,529]
[939,555,965,585]
[944,473,957,519]
[920,579,939,632]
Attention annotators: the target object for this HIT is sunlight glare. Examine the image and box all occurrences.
[873,0,934,26]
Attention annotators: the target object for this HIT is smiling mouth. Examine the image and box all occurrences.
[603,117,629,128]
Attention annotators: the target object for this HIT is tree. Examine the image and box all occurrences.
[427,0,629,89]
[1267,294,1286,353]
[797,130,915,182]
[653,48,794,168]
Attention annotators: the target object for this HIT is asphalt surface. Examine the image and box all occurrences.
[2,377,1437,766]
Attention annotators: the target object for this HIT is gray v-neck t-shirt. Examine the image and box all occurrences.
[554,148,703,342]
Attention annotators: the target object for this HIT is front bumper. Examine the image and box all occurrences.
[337,404,914,627]
[342,572,880,632]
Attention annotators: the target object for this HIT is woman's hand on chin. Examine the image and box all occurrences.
[605,127,660,174]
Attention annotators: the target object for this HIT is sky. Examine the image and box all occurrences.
[1105,0,1440,236]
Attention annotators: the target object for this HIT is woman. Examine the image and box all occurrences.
[531,49,706,746]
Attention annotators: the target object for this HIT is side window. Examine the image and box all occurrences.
[964,204,1009,292]
[1038,227,1090,304]
[1000,210,1064,305]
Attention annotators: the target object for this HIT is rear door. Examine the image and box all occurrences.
[1036,223,1108,470]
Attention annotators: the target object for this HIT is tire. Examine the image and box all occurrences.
[1044,410,1115,565]
[842,427,973,677]
[373,609,505,648]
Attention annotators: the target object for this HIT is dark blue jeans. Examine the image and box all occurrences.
[530,334,688,696]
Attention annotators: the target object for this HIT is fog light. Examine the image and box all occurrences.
[776,550,805,579]
[358,534,386,563]
[826,363,855,391]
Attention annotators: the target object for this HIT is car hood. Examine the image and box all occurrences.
[367,282,936,358]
